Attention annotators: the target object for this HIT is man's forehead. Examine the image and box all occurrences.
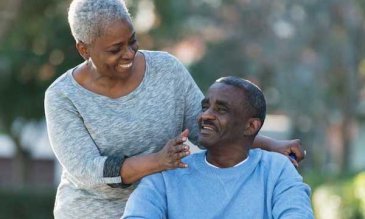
[207,83,243,95]
[206,83,245,103]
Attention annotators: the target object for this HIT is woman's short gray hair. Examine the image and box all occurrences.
[68,0,131,44]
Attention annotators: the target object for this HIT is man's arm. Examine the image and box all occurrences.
[122,173,167,219]
[271,159,314,219]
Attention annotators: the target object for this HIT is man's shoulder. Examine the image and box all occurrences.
[161,152,203,177]
[184,151,204,162]
[261,149,288,160]
[252,149,302,183]
[251,149,291,169]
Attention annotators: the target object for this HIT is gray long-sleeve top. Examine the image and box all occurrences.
[44,50,203,218]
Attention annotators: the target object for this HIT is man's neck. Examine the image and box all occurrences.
[206,145,250,168]
[205,155,249,168]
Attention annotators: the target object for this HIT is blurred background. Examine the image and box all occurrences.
[0,0,365,218]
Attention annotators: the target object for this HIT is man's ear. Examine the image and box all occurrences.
[243,118,262,136]
[76,41,90,61]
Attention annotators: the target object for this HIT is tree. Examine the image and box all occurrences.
[0,0,81,186]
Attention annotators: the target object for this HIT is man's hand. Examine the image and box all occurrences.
[155,129,191,170]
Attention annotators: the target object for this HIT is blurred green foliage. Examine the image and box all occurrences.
[0,188,55,219]
[0,0,80,129]
[0,0,83,187]
[312,172,365,219]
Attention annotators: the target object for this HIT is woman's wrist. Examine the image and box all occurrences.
[120,153,164,184]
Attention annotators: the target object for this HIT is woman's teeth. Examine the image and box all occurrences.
[119,62,133,68]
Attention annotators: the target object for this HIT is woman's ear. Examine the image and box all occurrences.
[243,118,262,136]
[76,41,89,61]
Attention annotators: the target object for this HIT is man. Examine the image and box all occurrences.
[122,76,314,219]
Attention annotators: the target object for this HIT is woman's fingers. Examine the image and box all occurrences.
[289,139,305,162]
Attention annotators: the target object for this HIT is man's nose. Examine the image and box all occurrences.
[200,108,216,121]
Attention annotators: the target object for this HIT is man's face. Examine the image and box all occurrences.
[197,83,251,148]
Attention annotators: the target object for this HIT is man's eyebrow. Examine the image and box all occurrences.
[215,99,230,107]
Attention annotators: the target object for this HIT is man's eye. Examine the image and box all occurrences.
[201,105,208,112]
[217,107,227,113]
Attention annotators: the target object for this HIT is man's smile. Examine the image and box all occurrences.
[200,121,218,134]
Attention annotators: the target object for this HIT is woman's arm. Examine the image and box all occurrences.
[45,88,128,186]
[252,134,305,167]
[45,87,190,187]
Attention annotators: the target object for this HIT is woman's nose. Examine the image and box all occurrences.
[122,45,136,59]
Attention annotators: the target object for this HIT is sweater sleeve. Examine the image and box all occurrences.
[44,87,125,187]
[122,173,167,219]
[173,59,204,145]
[272,159,314,219]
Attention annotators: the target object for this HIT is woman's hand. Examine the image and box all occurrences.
[155,129,191,170]
[269,139,306,168]
[120,129,191,184]
[253,135,306,168]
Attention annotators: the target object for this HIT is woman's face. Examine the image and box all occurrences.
[86,19,139,79]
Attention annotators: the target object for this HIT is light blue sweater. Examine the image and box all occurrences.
[122,149,314,219]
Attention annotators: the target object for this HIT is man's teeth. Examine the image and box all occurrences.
[203,126,214,130]
[119,62,132,68]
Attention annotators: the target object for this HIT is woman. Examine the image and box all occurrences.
[44,0,305,218]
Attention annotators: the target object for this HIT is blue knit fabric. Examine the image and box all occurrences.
[122,149,314,219]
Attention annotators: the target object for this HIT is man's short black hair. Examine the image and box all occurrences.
[216,76,266,124]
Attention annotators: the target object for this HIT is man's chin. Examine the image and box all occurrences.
[198,136,215,148]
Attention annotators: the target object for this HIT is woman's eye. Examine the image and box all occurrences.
[129,39,137,45]
[109,49,120,54]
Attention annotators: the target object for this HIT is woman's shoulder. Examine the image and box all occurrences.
[46,68,74,94]
[141,50,182,69]
[141,50,177,60]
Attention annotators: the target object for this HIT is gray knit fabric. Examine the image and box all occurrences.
[44,50,203,219]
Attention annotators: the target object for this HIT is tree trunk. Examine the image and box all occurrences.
[338,15,360,173]
[11,134,30,187]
